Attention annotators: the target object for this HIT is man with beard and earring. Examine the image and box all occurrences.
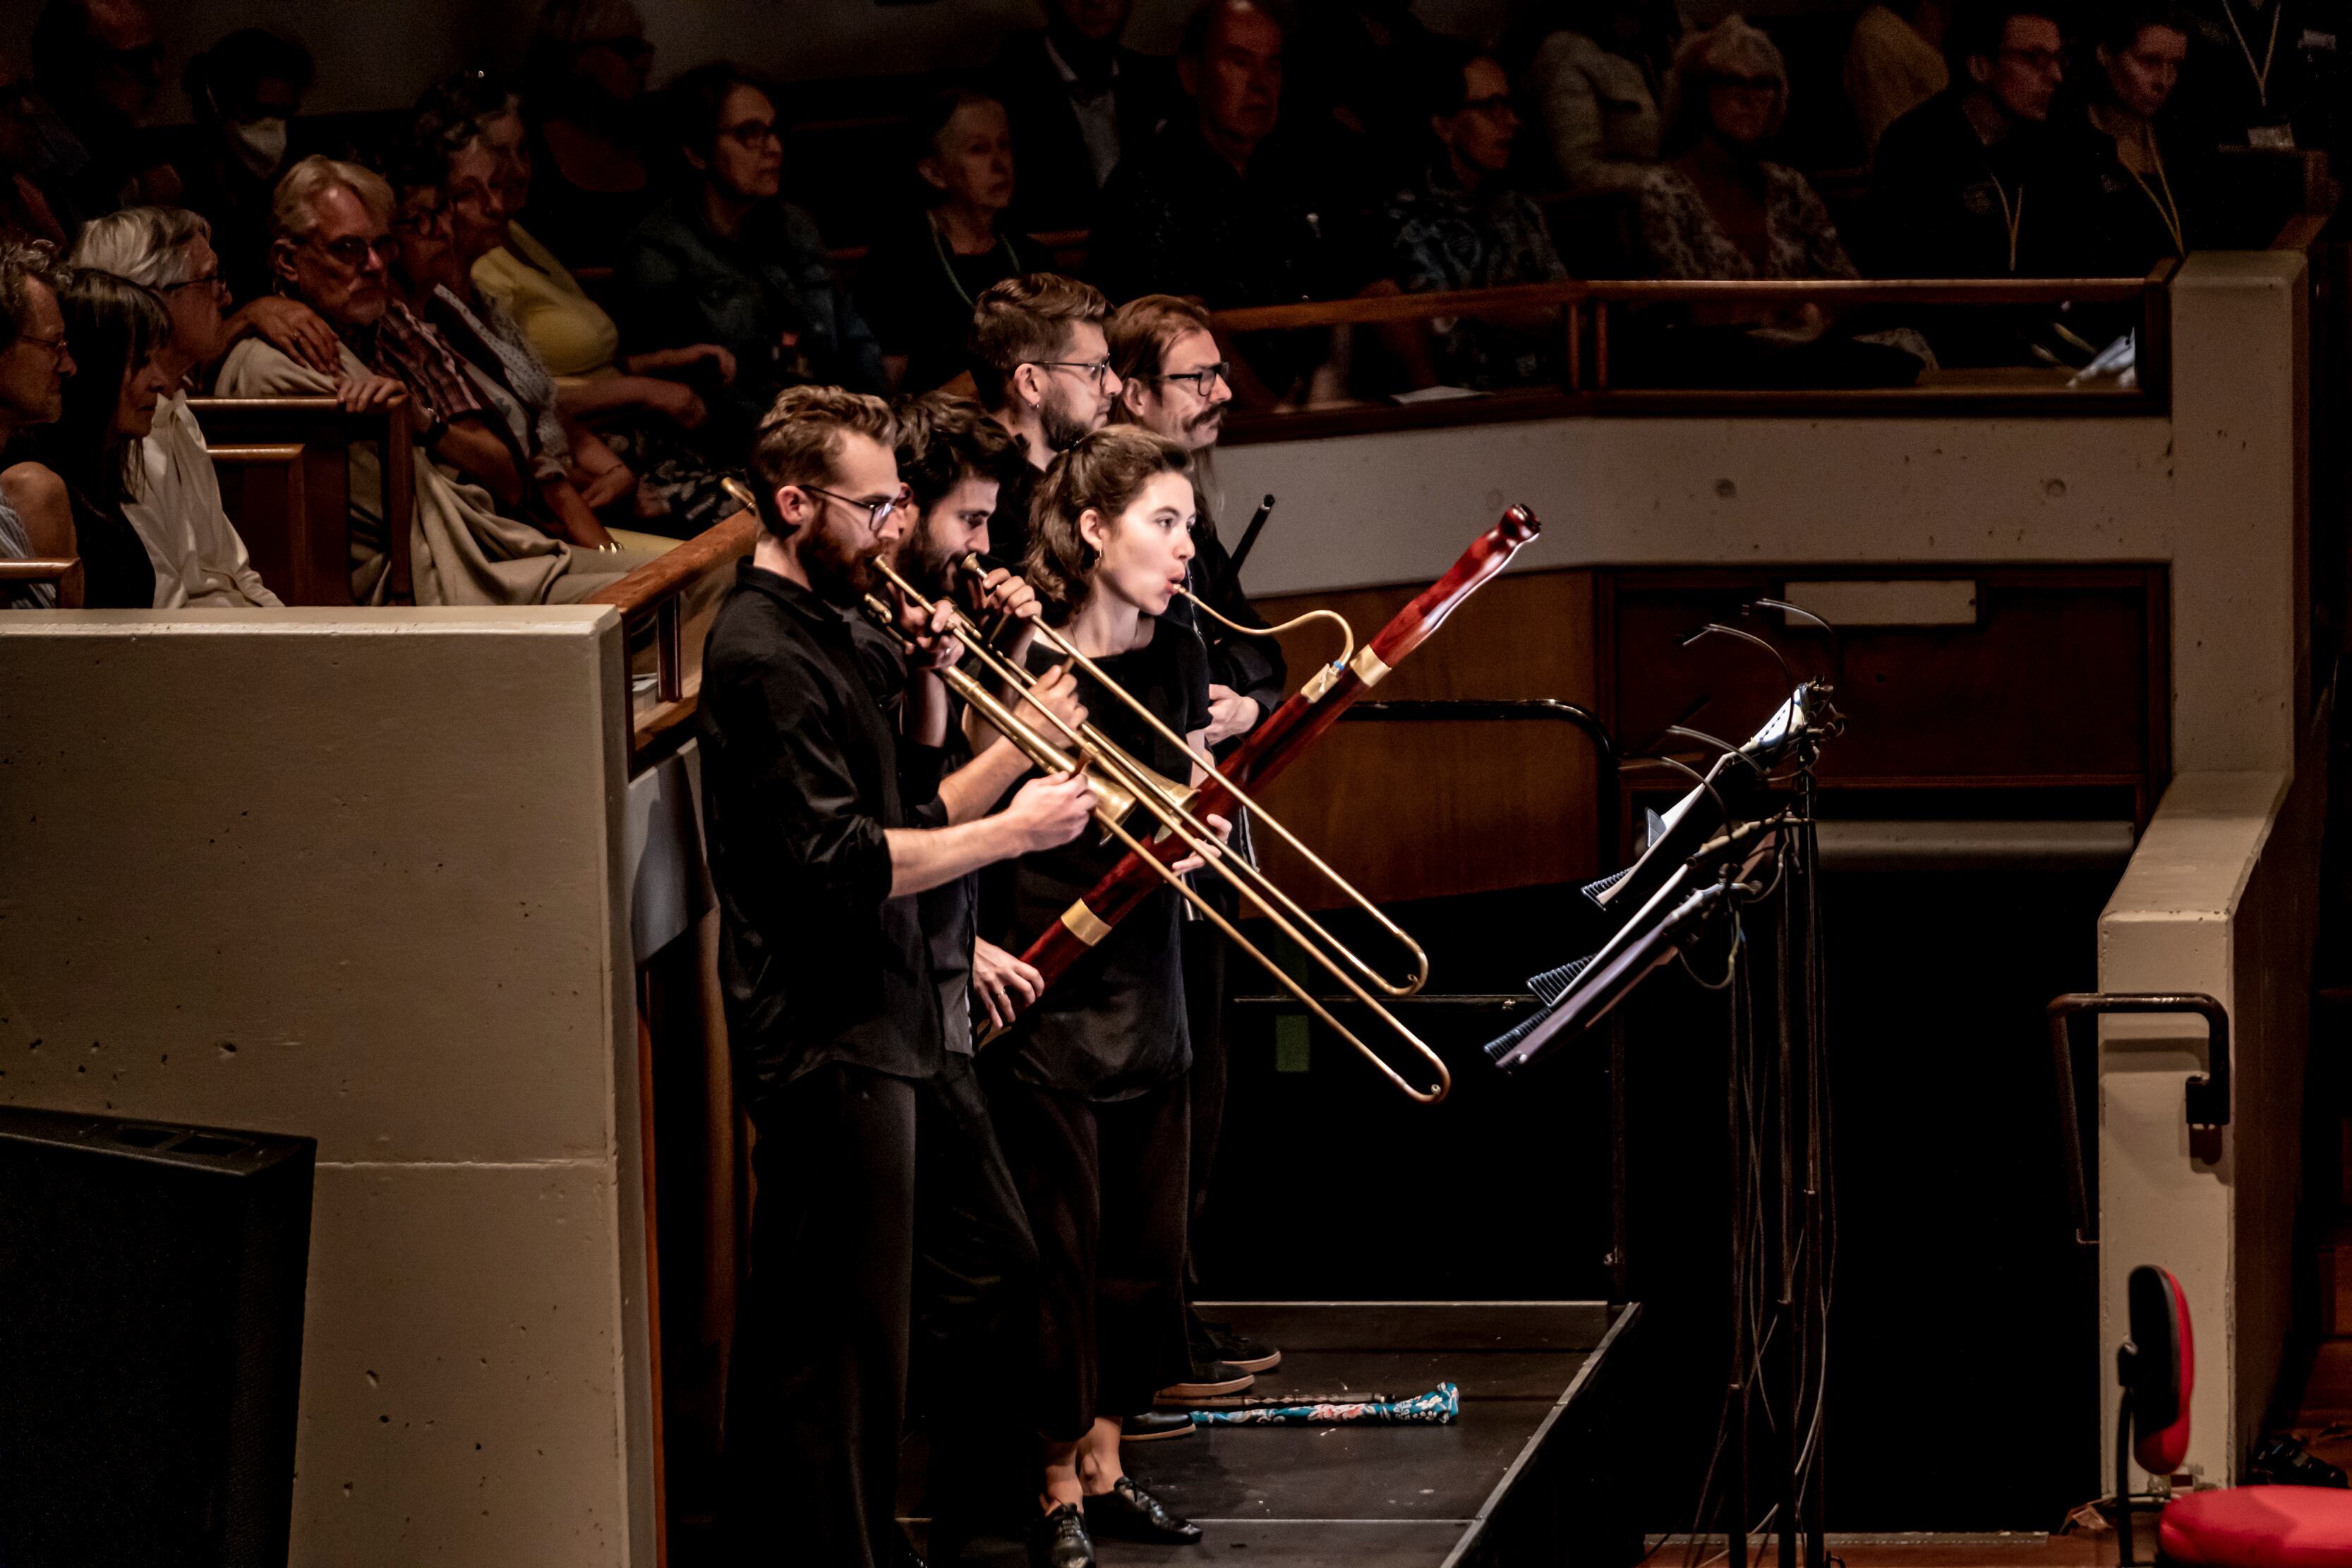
[700,385,1098,1568]
[967,272,1123,562]
[1106,292,1286,1394]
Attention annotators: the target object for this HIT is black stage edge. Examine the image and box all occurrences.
[907,1300,1641,1567]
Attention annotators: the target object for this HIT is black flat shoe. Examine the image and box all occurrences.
[1085,1476,1202,1545]
[1030,1502,1094,1568]
[1121,1409,1195,1442]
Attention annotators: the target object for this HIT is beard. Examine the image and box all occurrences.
[1039,385,1097,454]
[894,517,959,597]
[801,519,883,605]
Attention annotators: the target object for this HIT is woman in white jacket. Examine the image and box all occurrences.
[70,206,282,609]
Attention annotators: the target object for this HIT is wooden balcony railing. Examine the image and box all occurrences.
[1210,271,2174,442]
[589,512,761,768]
[189,397,416,605]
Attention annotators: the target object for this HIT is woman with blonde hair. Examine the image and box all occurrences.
[1629,18,1929,385]
[986,424,1232,1567]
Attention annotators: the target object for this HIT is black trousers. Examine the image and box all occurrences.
[1179,921,1229,1253]
[982,1067,1191,1442]
[723,1054,1036,1566]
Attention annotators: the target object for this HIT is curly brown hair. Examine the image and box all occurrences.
[892,391,1015,513]
[1025,426,1191,622]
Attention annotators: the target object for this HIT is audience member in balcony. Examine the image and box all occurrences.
[2171,0,2351,181]
[1526,0,1677,203]
[2075,0,2195,274]
[0,239,79,608]
[416,73,740,538]
[1377,44,1567,390]
[18,268,168,608]
[2,54,76,248]
[616,65,887,460]
[519,0,663,270]
[175,28,312,306]
[1628,19,1931,385]
[384,157,634,551]
[991,0,1174,232]
[861,91,1049,397]
[1090,1,1344,316]
[967,271,1121,560]
[28,0,178,224]
[1287,0,1450,191]
[1866,0,2096,279]
[1845,0,1952,160]
[71,206,280,608]
[219,157,654,605]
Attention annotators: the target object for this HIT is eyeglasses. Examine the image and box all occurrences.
[1711,72,1780,93]
[1147,361,1231,394]
[1028,358,1116,389]
[800,483,909,533]
[1457,93,1517,116]
[1998,46,2066,71]
[307,233,397,270]
[159,271,229,299]
[581,35,653,61]
[718,119,781,150]
[13,330,68,365]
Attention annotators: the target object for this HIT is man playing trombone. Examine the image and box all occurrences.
[699,385,1097,1568]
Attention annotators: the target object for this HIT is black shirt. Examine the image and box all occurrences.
[993,622,1210,1101]
[699,562,942,1108]
[1866,92,2101,280]
[844,608,980,1056]
[860,215,1047,395]
[1089,119,1350,310]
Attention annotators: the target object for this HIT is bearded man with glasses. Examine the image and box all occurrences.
[700,385,1096,1568]
[967,271,1123,560]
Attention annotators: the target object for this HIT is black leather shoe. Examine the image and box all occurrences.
[1188,1304,1283,1373]
[1121,1409,1195,1442]
[1085,1476,1202,1544]
[1030,1502,1094,1568]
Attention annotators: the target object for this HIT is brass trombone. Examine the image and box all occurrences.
[863,553,1453,1105]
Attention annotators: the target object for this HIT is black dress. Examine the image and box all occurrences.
[982,619,1209,1437]
[73,494,155,610]
[994,625,1210,1103]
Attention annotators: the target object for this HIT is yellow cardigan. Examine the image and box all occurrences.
[471,221,623,382]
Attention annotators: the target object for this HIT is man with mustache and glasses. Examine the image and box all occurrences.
[700,385,1097,1568]
[1106,291,1287,1395]
[967,271,1123,560]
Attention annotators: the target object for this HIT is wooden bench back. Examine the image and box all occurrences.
[188,398,414,607]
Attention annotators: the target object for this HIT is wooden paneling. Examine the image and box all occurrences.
[1246,567,1603,908]
[192,398,414,608]
[1599,565,2171,823]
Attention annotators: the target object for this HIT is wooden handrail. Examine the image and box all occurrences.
[0,559,76,582]
[586,512,760,613]
[1210,275,2151,334]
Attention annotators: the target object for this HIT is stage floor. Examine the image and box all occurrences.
[917,1299,1639,1567]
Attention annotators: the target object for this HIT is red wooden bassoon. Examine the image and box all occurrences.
[1015,505,1543,989]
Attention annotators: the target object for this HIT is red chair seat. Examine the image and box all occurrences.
[2161,1486,2352,1567]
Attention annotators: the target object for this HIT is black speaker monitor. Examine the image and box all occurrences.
[0,1106,315,1567]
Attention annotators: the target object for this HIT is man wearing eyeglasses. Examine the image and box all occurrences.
[967,271,1124,560]
[1867,0,2102,289]
[1105,291,1289,1397]
[700,385,1095,1568]
[0,239,80,608]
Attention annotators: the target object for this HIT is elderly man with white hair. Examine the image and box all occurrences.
[215,156,662,605]
[71,205,283,608]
